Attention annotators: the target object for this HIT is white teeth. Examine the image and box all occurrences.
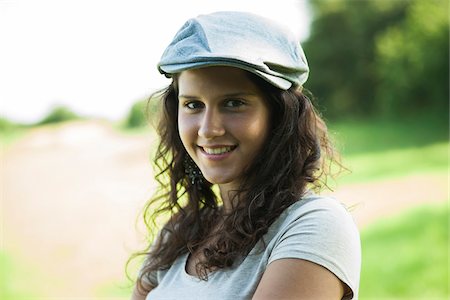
[203,146,233,155]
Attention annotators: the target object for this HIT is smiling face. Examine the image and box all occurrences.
[177,66,271,194]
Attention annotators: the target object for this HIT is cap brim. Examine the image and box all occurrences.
[159,60,293,90]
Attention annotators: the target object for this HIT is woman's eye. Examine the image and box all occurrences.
[185,101,204,110]
[224,99,245,108]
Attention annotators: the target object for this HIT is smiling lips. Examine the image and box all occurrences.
[200,145,237,155]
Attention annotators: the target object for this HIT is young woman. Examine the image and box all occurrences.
[131,11,361,300]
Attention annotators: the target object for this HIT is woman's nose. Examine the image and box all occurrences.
[198,108,225,139]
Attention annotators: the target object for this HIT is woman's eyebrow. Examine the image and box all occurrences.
[178,94,198,100]
[179,92,257,99]
[222,92,258,98]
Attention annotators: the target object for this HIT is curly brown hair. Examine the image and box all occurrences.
[131,73,339,294]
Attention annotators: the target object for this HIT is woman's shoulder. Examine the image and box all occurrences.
[281,192,356,226]
[265,192,361,298]
[267,191,361,255]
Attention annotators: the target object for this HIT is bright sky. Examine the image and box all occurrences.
[0,0,312,123]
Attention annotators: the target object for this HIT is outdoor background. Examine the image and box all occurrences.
[1,0,448,299]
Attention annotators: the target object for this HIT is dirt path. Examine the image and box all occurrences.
[1,121,447,297]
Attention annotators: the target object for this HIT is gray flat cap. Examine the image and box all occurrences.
[157,11,309,90]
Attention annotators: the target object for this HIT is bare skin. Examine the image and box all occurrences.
[177,67,271,211]
[253,259,346,300]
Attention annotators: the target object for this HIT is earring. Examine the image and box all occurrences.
[184,156,204,188]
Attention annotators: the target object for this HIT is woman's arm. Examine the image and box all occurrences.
[253,258,346,300]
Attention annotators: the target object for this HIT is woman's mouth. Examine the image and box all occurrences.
[200,145,237,155]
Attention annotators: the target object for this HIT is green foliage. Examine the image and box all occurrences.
[126,100,148,128]
[375,0,449,117]
[0,117,28,148]
[304,0,449,119]
[125,96,160,129]
[37,105,80,125]
[360,204,449,299]
[0,117,20,132]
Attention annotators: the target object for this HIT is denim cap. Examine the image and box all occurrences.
[158,11,309,90]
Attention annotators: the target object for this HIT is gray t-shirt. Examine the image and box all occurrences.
[144,194,361,299]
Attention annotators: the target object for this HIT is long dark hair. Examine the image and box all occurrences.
[131,73,339,294]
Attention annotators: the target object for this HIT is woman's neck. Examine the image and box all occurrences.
[219,184,240,214]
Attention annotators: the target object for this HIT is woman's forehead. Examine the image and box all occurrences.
[177,67,261,94]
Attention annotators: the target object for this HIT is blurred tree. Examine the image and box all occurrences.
[125,96,160,128]
[303,0,448,119]
[37,105,80,125]
[375,0,449,117]
[126,100,148,128]
[0,117,19,132]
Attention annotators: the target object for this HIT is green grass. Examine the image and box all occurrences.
[330,116,448,156]
[359,203,449,299]
[336,142,448,184]
[324,116,449,184]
